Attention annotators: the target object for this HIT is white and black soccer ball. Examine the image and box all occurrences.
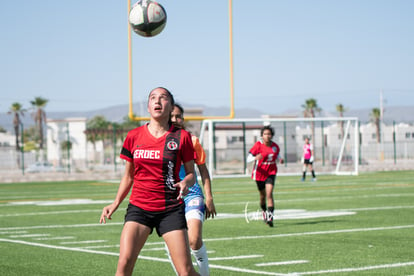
[129,0,167,37]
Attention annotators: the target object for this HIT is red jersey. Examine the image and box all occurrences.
[120,124,194,212]
[249,141,280,181]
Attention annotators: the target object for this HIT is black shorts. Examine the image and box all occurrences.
[124,203,187,237]
[304,159,313,165]
[256,175,276,191]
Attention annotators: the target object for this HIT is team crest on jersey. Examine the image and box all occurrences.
[272,146,277,152]
[167,140,178,150]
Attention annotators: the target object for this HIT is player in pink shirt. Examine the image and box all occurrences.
[247,125,284,227]
[302,137,317,182]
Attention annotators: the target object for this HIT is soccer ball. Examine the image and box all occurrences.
[129,0,167,37]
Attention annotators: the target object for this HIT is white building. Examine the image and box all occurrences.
[46,118,88,169]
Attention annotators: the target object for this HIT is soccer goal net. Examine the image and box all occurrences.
[198,117,360,178]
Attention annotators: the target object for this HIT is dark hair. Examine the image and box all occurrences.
[261,125,274,137]
[174,103,184,116]
[148,87,175,105]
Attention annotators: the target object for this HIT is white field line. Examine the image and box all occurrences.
[1,225,414,276]
[217,193,414,206]
[0,223,123,231]
[60,240,107,245]
[0,231,27,235]
[0,238,169,263]
[208,255,263,261]
[9,234,50,238]
[1,191,413,208]
[286,262,414,275]
[0,205,413,219]
[33,236,75,241]
[203,225,414,243]
[256,260,309,267]
[0,209,100,217]
[208,263,288,276]
[81,244,120,249]
[1,224,413,244]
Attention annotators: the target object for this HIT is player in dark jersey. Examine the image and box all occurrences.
[100,87,200,276]
[247,125,284,227]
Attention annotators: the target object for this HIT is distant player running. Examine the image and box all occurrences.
[301,137,317,182]
[247,125,283,227]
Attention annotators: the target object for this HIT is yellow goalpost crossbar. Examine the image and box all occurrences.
[127,0,235,121]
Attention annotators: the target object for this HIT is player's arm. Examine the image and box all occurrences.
[197,163,216,219]
[277,153,284,164]
[100,161,134,224]
[310,145,315,162]
[175,160,195,199]
[247,152,263,163]
[193,136,216,218]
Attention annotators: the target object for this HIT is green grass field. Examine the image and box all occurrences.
[1,171,414,275]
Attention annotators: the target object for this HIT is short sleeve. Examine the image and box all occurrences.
[192,136,206,165]
[249,142,260,156]
[120,132,134,162]
[181,130,195,163]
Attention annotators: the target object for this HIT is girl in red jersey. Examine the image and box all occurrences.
[247,125,283,227]
[100,87,199,276]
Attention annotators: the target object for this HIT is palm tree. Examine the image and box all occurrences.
[336,103,347,138]
[302,98,322,142]
[7,102,26,151]
[30,97,48,150]
[85,115,111,164]
[370,108,381,143]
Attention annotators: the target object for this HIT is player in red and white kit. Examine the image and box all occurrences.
[302,137,317,182]
[100,87,200,276]
[247,125,283,227]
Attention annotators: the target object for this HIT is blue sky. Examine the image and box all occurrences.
[1,0,413,116]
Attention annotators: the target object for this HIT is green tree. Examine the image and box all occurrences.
[7,102,26,151]
[85,115,111,164]
[302,98,322,143]
[30,97,48,150]
[370,108,381,143]
[336,103,347,139]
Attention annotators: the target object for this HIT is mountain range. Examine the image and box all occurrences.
[1,103,413,133]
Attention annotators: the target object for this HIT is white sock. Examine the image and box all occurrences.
[191,243,210,276]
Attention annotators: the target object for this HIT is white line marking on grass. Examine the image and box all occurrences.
[0,222,123,231]
[9,234,50,238]
[0,238,171,263]
[204,225,414,243]
[0,209,101,217]
[256,260,309,267]
[81,244,120,249]
[208,263,287,275]
[60,240,107,245]
[33,236,75,241]
[7,199,112,206]
[287,261,414,275]
[336,205,414,212]
[1,237,412,276]
[209,255,263,261]
[0,231,27,235]
[1,205,412,219]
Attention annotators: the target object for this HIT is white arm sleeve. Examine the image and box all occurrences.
[246,153,255,163]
